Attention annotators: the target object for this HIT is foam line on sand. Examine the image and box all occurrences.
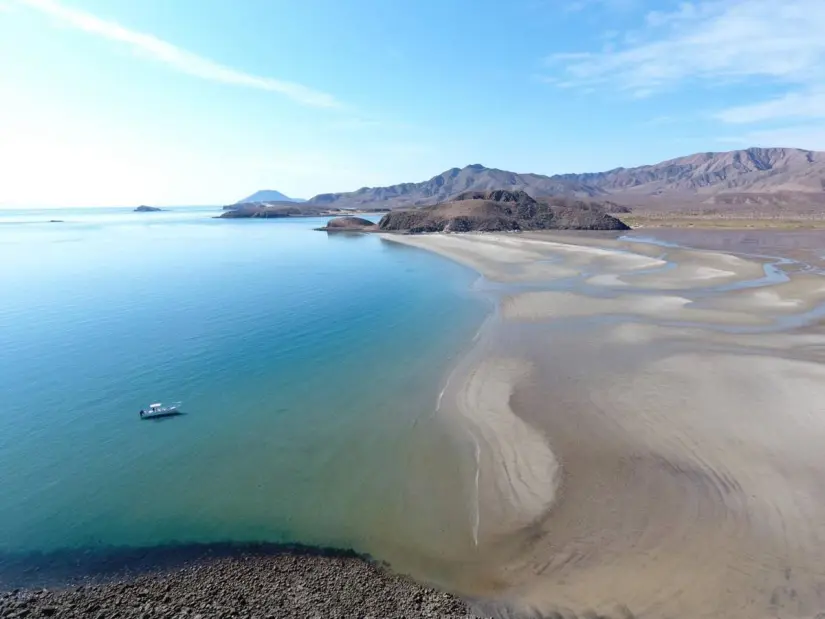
[441,355,560,545]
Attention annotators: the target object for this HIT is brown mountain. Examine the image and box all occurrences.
[300,148,825,214]
[556,147,825,198]
[307,163,605,209]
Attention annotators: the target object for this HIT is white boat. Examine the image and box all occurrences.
[139,402,181,419]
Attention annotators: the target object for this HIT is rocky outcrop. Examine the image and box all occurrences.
[378,190,629,233]
[315,216,377,231]
[134,206,163,212]
[218,206,294,219]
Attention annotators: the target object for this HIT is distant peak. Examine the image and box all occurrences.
[465,163,487,170]
[235,189,305,204]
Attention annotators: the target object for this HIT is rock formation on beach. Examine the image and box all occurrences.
[134,206,163,212]
[0,552,482,618]
[377,190,630,233]
[315,216,377,231]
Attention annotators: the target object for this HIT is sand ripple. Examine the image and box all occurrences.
[386,231,825,618]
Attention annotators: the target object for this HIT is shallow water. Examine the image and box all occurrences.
[394,230,825,618]
[0,208,488,585]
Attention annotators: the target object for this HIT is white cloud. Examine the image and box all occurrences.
[546,0,825,124]
[714,90,825,124]
[717,124,825,151]
[15,0,340,108]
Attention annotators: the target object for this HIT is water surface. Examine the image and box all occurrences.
[0,208,487,584]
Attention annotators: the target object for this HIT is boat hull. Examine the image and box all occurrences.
[140,409,181,420]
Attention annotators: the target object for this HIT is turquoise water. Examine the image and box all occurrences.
[0,208,487,581]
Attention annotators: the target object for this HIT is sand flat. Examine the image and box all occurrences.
[385,231,825,619]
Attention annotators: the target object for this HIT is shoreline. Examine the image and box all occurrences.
[382,230,825,618]
[8,228,825,617]
[0,543,480,618]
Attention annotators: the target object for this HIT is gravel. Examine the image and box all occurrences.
[0,551,487,618]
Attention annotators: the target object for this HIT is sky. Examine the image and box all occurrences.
[2,0,825,206]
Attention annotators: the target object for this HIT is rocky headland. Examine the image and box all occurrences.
[376,190,629,233]
[315,216,377,231]
[219,203,389,219]
[219,205,294,219]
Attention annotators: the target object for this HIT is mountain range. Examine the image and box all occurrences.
[241,148,825,214]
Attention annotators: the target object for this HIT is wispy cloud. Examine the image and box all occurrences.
[717,123,825,150]
[714,90,825,124]
[545,0,825,124]
[16,0,340,108]
[563,0,639,13]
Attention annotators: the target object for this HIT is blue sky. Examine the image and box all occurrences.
[2,0,824,206]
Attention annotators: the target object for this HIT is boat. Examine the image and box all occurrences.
[139,402,182,419]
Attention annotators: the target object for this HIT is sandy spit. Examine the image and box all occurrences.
[382,231,825,619]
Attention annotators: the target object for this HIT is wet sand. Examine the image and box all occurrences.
[385,231,825,618]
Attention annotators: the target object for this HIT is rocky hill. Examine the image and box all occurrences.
[377,190,629,233]
[315,216,377,231]
[307,164,605,209]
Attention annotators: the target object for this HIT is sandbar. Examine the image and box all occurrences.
[384,231,825,618]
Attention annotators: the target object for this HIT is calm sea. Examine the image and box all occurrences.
[0,207,487,584]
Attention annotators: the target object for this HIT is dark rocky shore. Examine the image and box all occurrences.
[0,547,486,618]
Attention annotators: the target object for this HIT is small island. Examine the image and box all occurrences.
[315,216,378,232]
[134,205,164,212]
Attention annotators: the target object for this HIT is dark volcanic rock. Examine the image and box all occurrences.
[453,189,536,204]
[218,206,295,219]
[378,190,630,233]
[223,201,305,212]
[134,205,163,212]
[316,216,377,232]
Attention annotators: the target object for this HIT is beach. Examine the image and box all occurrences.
[385,231,825,618]
[0,546,478,618]
[6,216,825,618]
